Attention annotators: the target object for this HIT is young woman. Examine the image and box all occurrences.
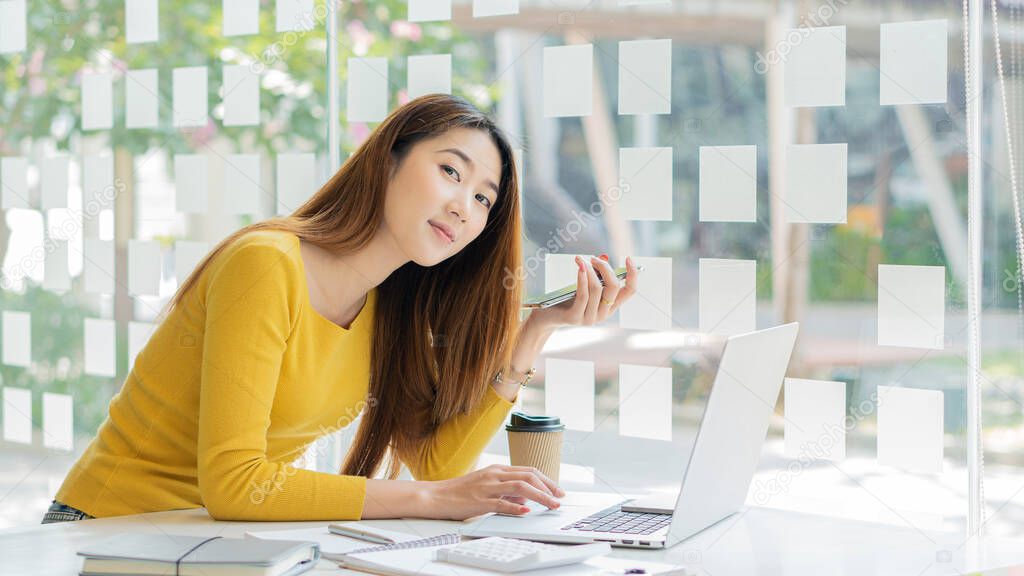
[43,94,640,524]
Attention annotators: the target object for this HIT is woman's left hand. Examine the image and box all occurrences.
[527,254,640,331]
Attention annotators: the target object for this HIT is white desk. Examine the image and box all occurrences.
[4,504,1024,575]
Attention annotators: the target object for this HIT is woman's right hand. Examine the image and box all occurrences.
[423,464,565,520]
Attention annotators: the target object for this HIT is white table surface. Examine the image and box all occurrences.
[4,504,1024,575]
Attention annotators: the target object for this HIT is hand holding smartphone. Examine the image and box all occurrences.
[522,263,643,309]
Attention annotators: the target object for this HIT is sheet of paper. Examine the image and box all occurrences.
[699,258,756,336]
[126,68,159,129]
[84,318,116,377]
[129,321,156,369]
[877,385,944,473]
[276,0,314,32]
[223,0,259,36]
[784,378,846,461]
[223,64,260,126]
[877,264,946,349]
[618,147,672,221]
[543,44,593,117]
[128,240,161,297]
[618,39,671,115]
[784,25,846,108]
[126,0,159,44]
[84,238,116,294]
[407,54,451,99]
[173,66,208,128]
[543,253,585,294]
[41,155,70,210]
[83,154,114,210]
[880,19,947,105]
[619,256,672,330]
[3,310,31,367]
[699,145,757,222]
[619,363,672,441]
[0,0,27,54]
[346,57,388,123]
[785,143,847,223]
[175,154,208,213]
[473,0,518,17]
[544,358,595,431]
[1,156,29,209]
[407,0,450,22]
[3,387,31,444]
[175,240,210,284]
[224,153,262,215]
[82,72,114,130]
[44,239,71,292]
[42,392,73,451]
[276,153,316,215]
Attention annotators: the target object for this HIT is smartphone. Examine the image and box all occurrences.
[522,264,643,309]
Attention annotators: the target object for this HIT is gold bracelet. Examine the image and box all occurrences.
[493,366,536,388]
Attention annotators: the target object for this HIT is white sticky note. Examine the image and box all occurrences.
[407,54,451,99]
[276,0,314,32]
[41,155,70,210]
[473,0,518,17]
[784,378,846,461]
[84,318,117,377]
[880,20,948,105]
[126,68,159,129]
[544,44,593,117]
[878,264,946,349]
[173,66,208,128]
[128,240,161,297]
[223,0,259,36]
[44,239,71,292]
[699,258,756,336]
[347,57,388,122]
[83,154,115,210]
[82,72,114,130]
[223,65,260,126]
[699,145,757,222]
[619,364,672,441]
[3,387,32,444]
[84,238,116,294]
[3,310,31,367]
[618,147,672,221]
[544,253,586,294]
[545,358,594,431]
[619,256,672,330]
[618,39,671,115]
[1,157,29,209]
[0,0,27,54]
[129,321,156,369]
[276,153,316,215]
[42,392,73,451]
[126,0,159,44]
[408,0,450,21]
[175,240,210,284]
[784,25,846,107]
[785,143,847,223]
[877,385,944,473]
[174,154,208,213]
[224,154,262,215]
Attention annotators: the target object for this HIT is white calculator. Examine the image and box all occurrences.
[433,536,611,573]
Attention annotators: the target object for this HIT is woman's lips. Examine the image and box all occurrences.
[430,222,454,243]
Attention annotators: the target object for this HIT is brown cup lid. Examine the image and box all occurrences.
[506,411,565,432]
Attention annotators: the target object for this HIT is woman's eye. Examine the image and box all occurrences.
[441,164,460,182]
[476,193,492,209]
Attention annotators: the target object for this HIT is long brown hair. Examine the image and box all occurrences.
[158,93,523,480]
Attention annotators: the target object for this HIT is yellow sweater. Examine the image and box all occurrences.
[56,229,515,521]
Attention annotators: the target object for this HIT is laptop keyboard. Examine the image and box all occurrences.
[560,505,672,535]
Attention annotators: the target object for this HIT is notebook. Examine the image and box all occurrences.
[245,525,459,562]
[77,533,319,576]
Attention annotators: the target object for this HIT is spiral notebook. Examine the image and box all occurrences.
[244,525,458,562]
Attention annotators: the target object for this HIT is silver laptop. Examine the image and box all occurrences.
[461,322,799,549]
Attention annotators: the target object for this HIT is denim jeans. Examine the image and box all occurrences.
[41,500,94,524]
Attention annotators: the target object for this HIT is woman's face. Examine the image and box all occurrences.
[383,127,503,266]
